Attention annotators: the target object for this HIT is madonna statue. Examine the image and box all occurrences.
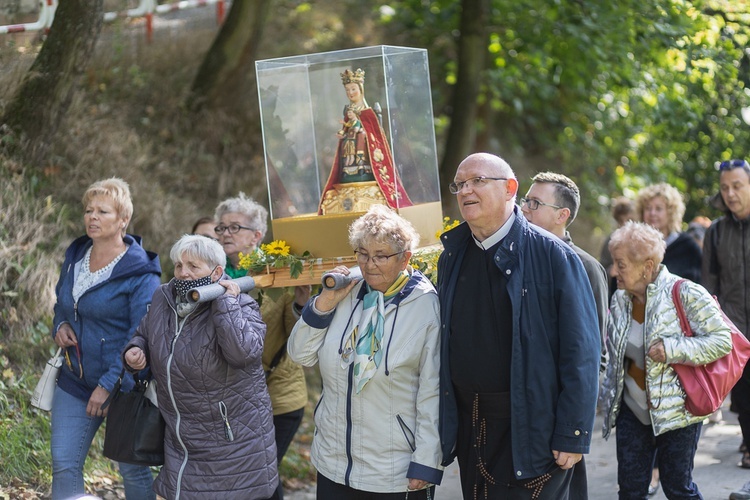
[318,68,412,214]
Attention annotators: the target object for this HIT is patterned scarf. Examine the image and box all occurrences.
[341,271,409,393]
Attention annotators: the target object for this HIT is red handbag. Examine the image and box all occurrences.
[671,279,750,417]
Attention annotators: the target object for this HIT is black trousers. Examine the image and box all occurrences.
[268,407,305,500]
[316,473,435,500]
[454,388,584,499]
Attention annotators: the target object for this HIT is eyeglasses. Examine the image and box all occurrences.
[520,197,562,211]
[214,223,253,235]
[449,176,509,194]
[719,159,750,171]
[65,344,84,379]
[355,250,405,266]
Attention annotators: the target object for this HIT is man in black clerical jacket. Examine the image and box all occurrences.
[437,153,601,499]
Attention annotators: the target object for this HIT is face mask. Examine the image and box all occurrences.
[174,269,215,300]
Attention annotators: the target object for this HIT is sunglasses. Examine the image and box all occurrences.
[65,343,84,379]
[719,159,750,171]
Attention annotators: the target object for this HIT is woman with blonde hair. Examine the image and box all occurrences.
[601,221,731,498]
[51,178,161,499]
[636,183,702,283]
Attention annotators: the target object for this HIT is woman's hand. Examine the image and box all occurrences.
[219,279,240,297]
[648,340,666,363]
[294,285,312,308]
[125,347,147,370]
[87,385,110,418]
[315,266,360,313]
[407,479,429,491]
[54,323,78,348]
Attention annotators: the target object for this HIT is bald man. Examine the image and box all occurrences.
[437,153,600,499]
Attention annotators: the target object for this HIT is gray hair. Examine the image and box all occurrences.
[348,204,420,253]
[170,234,226,269]
[214,192,268,239]
[608,221,665,266]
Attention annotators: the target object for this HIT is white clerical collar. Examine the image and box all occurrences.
[472,212,516,250]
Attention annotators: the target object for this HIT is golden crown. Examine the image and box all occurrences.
[341,68,365,86]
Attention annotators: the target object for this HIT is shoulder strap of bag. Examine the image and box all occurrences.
[265,341,288,379]
[671,279,693,337]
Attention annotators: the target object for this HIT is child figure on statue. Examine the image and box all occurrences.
[337,106,365,169]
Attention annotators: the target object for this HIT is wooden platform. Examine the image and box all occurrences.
[250,256,359,288]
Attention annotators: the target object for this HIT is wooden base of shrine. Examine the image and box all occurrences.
[250,256,359,288]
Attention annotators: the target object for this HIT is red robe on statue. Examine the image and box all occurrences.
[318,107,412,214]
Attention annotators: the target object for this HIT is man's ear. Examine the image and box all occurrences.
[211,266,224,282]
[557,207,571,227]
[506,178,519,198]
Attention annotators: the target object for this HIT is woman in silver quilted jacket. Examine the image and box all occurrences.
[123,235,277,500]
[601,221,732,499]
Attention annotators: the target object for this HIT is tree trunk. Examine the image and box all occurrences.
[439,0,487,209]
[1,0,104,162]
[187,0,272,113]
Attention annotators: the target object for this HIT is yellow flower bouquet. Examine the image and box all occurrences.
[238,240,314,280]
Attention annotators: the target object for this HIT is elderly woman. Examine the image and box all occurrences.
[51,178,161,499]
[636,183,702,283]
[214,193,309,500]
[123,234,277,499]
[601,221,732,499]
[288,204,442,499]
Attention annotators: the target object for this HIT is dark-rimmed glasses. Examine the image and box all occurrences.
[449,176,509,194]
[520,197,562,211]
[719,159,750,171]
[214,223,253,235]
[355,250,405,266]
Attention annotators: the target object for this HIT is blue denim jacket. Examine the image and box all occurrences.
[53,234,161,400]
[437,207,600,479]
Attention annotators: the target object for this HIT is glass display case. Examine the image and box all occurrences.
[256,45,442,258]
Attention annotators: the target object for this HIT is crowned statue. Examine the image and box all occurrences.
[318,68,412,214]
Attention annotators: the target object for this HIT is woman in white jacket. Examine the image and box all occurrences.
[288,204,442,499]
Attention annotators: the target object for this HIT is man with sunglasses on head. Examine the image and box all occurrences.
[437,153,601,499]
[704,160,750,500]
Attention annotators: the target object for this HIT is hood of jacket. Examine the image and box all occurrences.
[64,233,161,280]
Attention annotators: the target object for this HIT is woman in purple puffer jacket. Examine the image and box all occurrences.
[124,234,277,500]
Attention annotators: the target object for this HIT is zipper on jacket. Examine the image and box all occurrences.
[167,310,191,500]
[344,362,355,487]
[743,222,748,334]
[396,414,416,452]
[219,401,235,442]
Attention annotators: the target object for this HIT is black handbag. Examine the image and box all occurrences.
[102,369,165,466]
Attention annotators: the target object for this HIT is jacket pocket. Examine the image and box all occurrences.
[218,401,234,442]
[313,391,324,437]
[397,414,416,452]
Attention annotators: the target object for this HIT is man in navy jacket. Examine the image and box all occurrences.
[437,153,600,499]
